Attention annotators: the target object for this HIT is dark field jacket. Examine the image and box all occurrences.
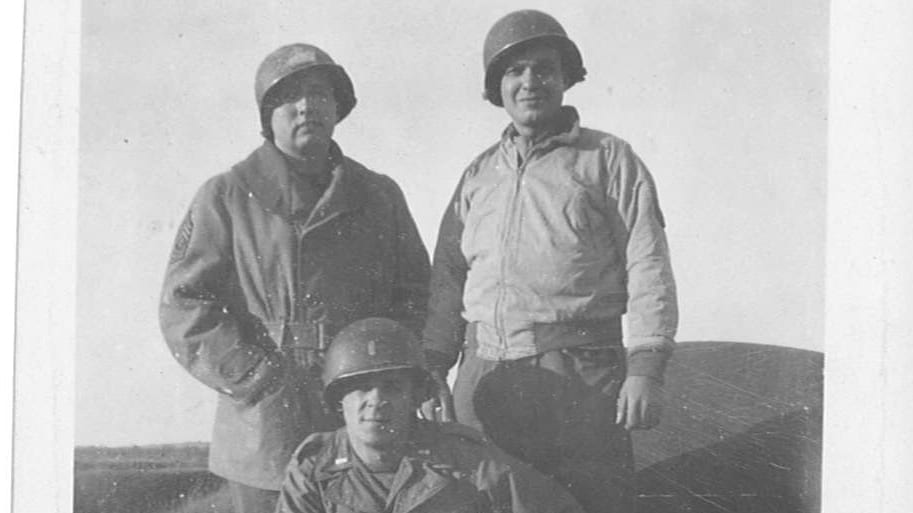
[160,140,430,488]
[277,422,585,513]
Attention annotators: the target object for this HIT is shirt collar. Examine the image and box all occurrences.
[501,105,582,149]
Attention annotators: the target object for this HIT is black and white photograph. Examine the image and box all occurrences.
[11,1,913,513]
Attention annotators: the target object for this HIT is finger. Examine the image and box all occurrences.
[616,395,627,425]
[638,396,650,428]
[642,399,656,427]
[441,394,456,423]
[419,398,438,420]
[625,400,639,431]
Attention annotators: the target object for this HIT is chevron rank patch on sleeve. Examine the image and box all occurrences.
[169,211,194,264]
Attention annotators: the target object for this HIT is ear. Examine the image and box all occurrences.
[559,62,571,91]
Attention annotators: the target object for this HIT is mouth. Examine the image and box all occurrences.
[517,98,549,108]
[296,121,323,132]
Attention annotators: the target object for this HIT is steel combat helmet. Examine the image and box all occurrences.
[322,318,432,406]
[254,43,357,139]
[482,10,586,106]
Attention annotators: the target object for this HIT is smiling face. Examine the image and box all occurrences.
[499,44,567,136]
[268,68,338,158]
[339,370,418,450]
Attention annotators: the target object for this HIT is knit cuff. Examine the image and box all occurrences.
[626,349,670,381]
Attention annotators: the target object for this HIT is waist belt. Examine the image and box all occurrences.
[265,320,331,368]
[467,318,623,361]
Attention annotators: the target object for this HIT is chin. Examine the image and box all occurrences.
[298,133,331,147]
[361,434,396,449]
[517,107,547,120]
[361,425,391,440]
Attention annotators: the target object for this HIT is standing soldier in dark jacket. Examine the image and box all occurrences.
[277,317,584,513]
[160,43,430,513]
[422,10,679,513]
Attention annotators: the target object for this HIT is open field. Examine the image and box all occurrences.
[74,444,230,513]
[76,342,822,513]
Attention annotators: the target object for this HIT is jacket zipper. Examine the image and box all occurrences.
[494,154,526,355]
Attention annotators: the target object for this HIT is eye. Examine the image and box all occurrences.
[308,90,332,102]
[352,383,374,393]
[344,376,378,394]
[380,379,405,394]
[275,91,301,105]
[504,65,524,77]
[533,63,557,77]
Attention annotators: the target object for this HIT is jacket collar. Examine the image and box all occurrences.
[313,423,442,479]
[317,423,461,513]
[232,140,366,227]
[501,105,582,157]
[312,428,354,481]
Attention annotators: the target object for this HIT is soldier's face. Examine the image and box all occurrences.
[500,45,566,133]
[270,69,338,158]
[340,371,417,449]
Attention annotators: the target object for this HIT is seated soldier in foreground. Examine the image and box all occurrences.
[276,317,585,513]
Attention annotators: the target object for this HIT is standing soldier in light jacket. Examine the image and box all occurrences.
[160,43,430,513]
[422,10,679,513]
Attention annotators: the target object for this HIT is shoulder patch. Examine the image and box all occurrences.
[168,211,194,264]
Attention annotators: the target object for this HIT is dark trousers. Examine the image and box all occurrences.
[453,341,634,513]
[228,481,279,513]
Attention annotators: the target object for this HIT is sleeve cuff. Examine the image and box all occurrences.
[626,348,671,381]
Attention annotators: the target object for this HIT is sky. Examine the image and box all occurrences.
[76,0,828,446]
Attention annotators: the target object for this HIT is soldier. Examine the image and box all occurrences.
[276,317,585,513]
[160,44,430,513]
[422,10,679,513]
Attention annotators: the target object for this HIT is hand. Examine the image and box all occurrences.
[615,375,663,430]
[231,349,288,406]
[420,368,456,422]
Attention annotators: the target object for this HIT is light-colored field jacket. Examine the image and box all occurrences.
[423,108,677,377]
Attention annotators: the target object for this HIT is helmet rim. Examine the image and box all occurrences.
[323,365,432,406]
[320,318,431,406]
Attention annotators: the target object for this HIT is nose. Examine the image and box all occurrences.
[518,67,542,89]
[364,386,381,400]
[361,386,390,408]
[295,97,316,116]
